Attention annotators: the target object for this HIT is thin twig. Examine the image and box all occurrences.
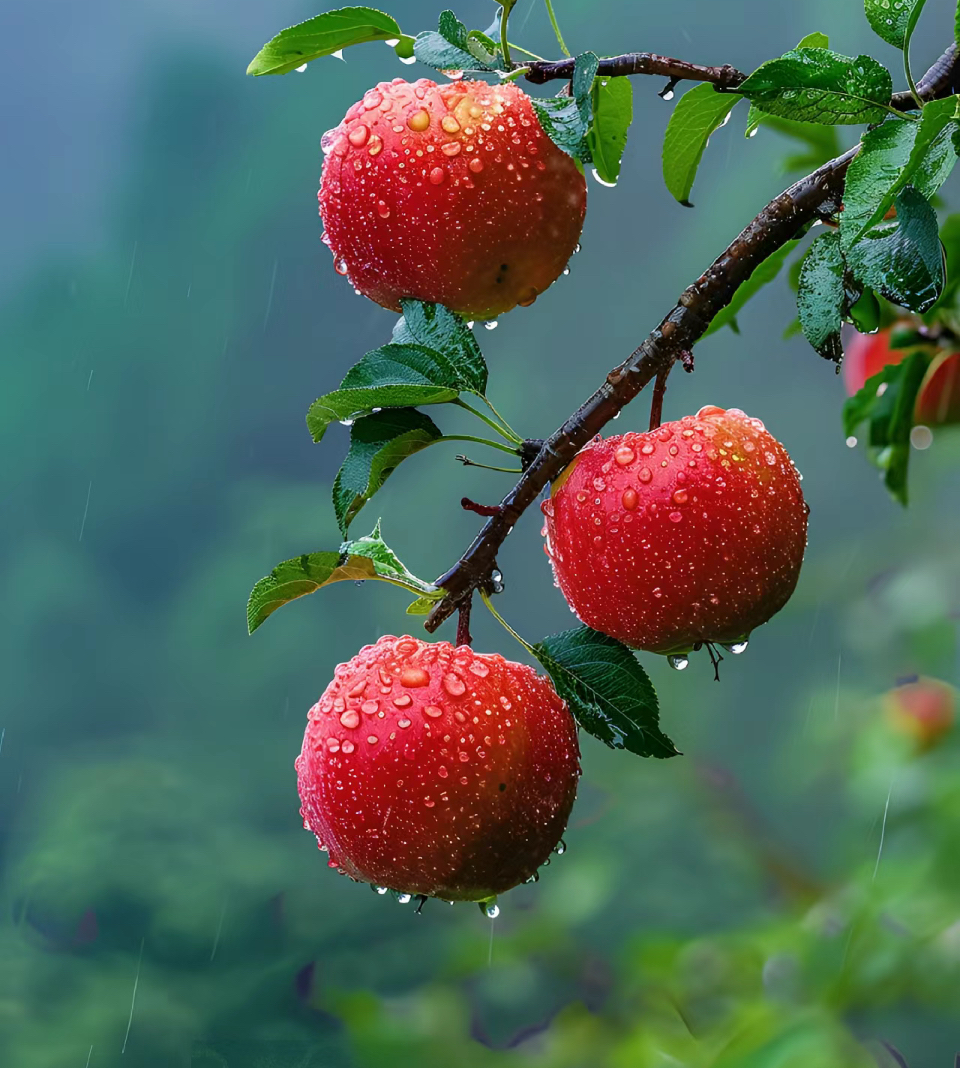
[422,43,960,635]
[456,599,472,647]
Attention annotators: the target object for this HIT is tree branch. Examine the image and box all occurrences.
[525,53,747,91]
[424,43,960,635]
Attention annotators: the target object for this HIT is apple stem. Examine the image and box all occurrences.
[648,366,670,431]
[456,600,473,648]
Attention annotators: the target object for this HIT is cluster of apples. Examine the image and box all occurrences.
[299,77,814,907]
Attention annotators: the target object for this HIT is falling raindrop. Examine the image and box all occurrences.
[722,641,749,655]
[668,654,689,671]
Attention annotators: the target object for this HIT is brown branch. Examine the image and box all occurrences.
[423,43,960,635]
[525,53,747,91]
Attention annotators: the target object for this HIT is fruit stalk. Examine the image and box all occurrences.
[524,53,747,91]
[424,44,960,635]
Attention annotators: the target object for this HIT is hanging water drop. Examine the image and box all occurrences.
[296,63,308,73]
[846,436,857,448]
[722,641,749,655]
[668,654,689,671]
[484,320,499,331]
[372,885,389,895]
[490,569,504,594]
[480,900,500,919]
[591,168,617,188]
[554,838,567,855]
[396,892,412,904]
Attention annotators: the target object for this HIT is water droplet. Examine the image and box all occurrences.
[469,660,489,677]
[846,435,858,449]
[562,266,570,276]
[573,243,582,254]
[367,735,379,745]
[669,511,683,523]
[377,200,391,218]
[639,467,652,483]
[341,740,355,754]
[490,569,505,594]
[339,710,360,729]
[348,124,370,147]
[443,673,465,696]
[554,839,567,855]
[368,136,383,157]
[399,53,416,65]
[401,667,430,687]
[361,700,379,715]
[326,737,341,752]
[672,489,689,505]
[335,258,349,276]
[424,704,444,719]
[407,109,430,132]
[615,445,635,466]
[441,141,462,157]
[362,91,383,110]
[441,114,461,134]
[373,885,389,895]
[722,641,749,655]
[481,901,500,919]
[484,320,498,331]
[621,488,638,511]
[668,654,689,671]
[428,166,446,185]
[764,451,776,465]
[296,63,308,73]
[591,167,617,188]
[910,425,933,450]
[397,893,412,904]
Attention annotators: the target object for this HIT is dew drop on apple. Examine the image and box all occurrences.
[668,654,689,671]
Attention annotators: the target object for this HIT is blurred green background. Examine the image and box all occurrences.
[2,0,959,1064]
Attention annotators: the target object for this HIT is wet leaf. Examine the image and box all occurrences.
[414,10,499,71]
[661,83,741,206]
[704,240,801,336]
[392,300,487,393]
[797,231,846,362]
[531,52,599,160]
[306,344,463,443]
[588,76,634,184]
[333,409,442,534]
[841,102,959,252]
[843,349,929,504]
[533,627,678,759]
[738,48,892,125]
[865,0,927,50]
[247,520,440,633]
[846,186,945,313]
[247,7,404,76]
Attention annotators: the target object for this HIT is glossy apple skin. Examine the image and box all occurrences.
[543,407,808,655]
[884,676,955,752]
[296,636,580,901]
[318,78,587,319]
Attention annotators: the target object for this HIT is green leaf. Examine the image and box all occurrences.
[531,52,599,160]
[392,300,487,393]
[306,344,464,443]
[928,211,960,313]
[333,408,442,534]
[842,350,929,504]
[846,186,945,313]
[587,76,634,184]
[247,7,404,76]
[848,288,882,334]
[738,48,893,125]
[797,231,846,362]
[246,520,440,633]
[413,10,500,71]
[532,627,678,759]
[840,102,959,252]
[865,0,926,49]
[662,83,741,206]
[704,240,801,336]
